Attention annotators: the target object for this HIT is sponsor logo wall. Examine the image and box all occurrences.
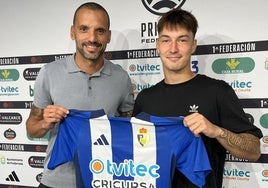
[0,0,267,187]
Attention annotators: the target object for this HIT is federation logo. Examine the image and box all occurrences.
[137,127,150,146]
[142,0,186,15]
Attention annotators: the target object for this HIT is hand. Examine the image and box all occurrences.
[42,105,69,130]
[183,113,221,138]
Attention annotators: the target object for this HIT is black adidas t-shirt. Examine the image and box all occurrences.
[133,74,263,188]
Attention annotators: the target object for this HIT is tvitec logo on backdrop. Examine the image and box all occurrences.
[141,0,187,44]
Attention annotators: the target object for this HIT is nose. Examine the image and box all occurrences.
[170,40,179,53]
[86,29,98,42]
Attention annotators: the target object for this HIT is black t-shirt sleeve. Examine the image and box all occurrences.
[217,81,262,138]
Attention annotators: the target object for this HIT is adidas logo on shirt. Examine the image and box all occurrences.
[93,134,109,145]
[189,104,199,113]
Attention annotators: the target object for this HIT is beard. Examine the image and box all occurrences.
[76,41,106,62]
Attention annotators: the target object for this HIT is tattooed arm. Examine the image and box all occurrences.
[216,128,261,161]
[183,112,261,162]
[26,104,69,138]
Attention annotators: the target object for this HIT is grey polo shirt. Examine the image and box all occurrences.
[33,54,134,188]
[34,54,134,115]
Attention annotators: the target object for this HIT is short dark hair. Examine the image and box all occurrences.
[157,8,198,37]
[73,2,110,29]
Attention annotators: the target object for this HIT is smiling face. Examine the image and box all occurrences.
[70,7,111,63]
[156,25,197,75]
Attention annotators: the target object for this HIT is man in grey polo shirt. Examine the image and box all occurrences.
[26,2,134,188]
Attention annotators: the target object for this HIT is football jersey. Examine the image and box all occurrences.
[48,109,211,188]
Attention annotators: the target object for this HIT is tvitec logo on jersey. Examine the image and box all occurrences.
[89,159,159,187]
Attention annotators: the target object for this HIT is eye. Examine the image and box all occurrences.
[178,39,187,43]
[159,38,170,43]
[96,28,106,35]
[177,37,191,43]
[80,26,88,33]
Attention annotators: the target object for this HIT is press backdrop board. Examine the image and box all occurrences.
[0,0,267,187]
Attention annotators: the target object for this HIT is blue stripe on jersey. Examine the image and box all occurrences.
[154,125,174,188]
[146,114,185,188]
[68,109,105,118]
[76,119,92,187]
[109,117,134,181]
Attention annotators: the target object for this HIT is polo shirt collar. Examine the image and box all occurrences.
[66,54,111,76]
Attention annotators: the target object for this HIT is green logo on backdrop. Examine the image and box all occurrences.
[0,69,19,81]
[212,57,255,74]
[260,114,268,129]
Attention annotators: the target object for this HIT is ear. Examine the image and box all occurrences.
[70,26,75,40]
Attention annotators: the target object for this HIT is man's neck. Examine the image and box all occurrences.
[164,72,196,84]
[75,54,104,75]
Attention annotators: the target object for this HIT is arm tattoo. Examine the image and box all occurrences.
[30,105,44,120]
[223,129,259,154]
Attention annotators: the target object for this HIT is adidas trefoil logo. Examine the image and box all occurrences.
[189,104,199,113]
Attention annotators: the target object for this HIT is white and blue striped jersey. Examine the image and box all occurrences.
[48,109,211,188]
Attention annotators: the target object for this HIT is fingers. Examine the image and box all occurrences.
[186,121,202,137]
[184,113,220,138]
[43,105,69,122]
[46,105,69,115]
[184,113,204,137]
